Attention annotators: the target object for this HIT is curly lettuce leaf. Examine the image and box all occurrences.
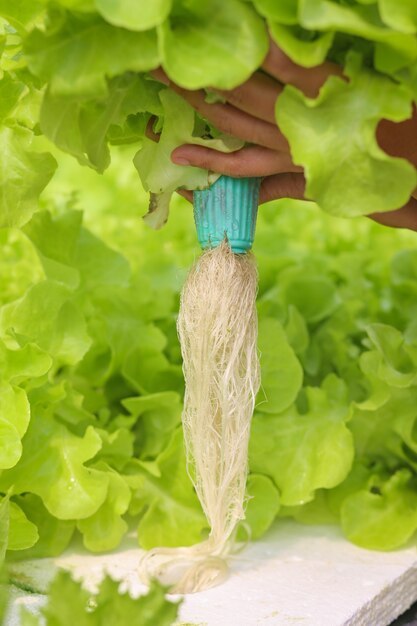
[276,56,417,217]
[269,23,334,67]
[95,0,172,31]
[284,305,310,355]
[256,318,303,414]
[250,376,354,505]
[23,210,83,289]
[238,474,281,540]
[134,88,244,228]
[0,384,30,470]
[7,494,74,561]
[158,0,268,90]
[379,0,417,34]
[350,387,417,462]
[93,427,134,471]
[77,462,131,552]
[365,323,417,388]
[0,281,91,365]
[25,11,160,98]
[6,500,39,552]
[281,267,340,322]
[341,468,417,550]
[40,75,162,173]
[0,74,25,124]
[126,428,206,549]
[252,0,297,24]
[0,1,45,31]
[0,342,52,384]
[300,0,417,67]
[0,411,109,520]
[122,391,182,458]
[0,126,57,228]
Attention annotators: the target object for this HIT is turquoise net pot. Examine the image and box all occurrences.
[193,176,261,254]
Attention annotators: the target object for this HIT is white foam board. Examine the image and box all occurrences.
[5,520,417,626]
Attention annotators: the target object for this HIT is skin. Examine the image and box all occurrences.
[149,41,417,231]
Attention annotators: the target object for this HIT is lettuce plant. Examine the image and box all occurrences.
[0,0,417,565]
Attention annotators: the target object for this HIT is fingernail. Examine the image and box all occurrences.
[172,155,190,165]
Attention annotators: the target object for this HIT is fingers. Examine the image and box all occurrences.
[171,145,301,177]
[262,38,344,98]
[259,172,306,204]
[214,72,281,124]
[377,105,417,168]
[151,69,288,151]
[151,67,170,86]
[176,189,193,202]
[369,196,417,231]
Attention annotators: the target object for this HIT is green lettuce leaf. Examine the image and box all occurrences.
[158,0,268,89]
[284,305,309,355]
[95,0,172,31]
[0,73,25,124]
[365,323,417,387]
[77,461,131,552]
[0,1,45,31]
[300,0,417,66]
[350,387,417,462]
[0,281,91,365]
[40,75,162,172]
[238,474,281,540]
[0,126,56,228]
[126,428,207,549]
[379,0,417,34]
[0,384,30,470]
[25,11,160,98]
[341,468,417,549]
[252,0,297,24]
[122,391,182,459]
[281,268,340,323]
[256,318,303,414]
[250,376,354,505]
[0,411,109,520]
[269,23,334,67]
[0,341,52,384]
[23,210,83,289]
[7,494,74,561]
[93,427,134,471]
[276,56,417,217]
[122,345,183,395]
[6,500,38,551]
[134,89,243,229]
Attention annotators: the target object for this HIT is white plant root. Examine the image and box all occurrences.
[138,240,260,593]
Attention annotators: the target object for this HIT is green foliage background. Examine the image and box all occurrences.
[1,146,417,566]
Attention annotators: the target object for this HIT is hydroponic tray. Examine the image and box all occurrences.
[5,520,417,626]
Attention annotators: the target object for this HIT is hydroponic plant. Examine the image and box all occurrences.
[1,0,417,597]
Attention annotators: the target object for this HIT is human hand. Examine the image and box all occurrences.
[151,41,417,231]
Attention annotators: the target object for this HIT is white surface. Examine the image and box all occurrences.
[5,520,417,626]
